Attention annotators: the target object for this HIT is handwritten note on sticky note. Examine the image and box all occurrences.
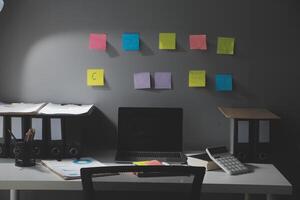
[189,34,207,50]
[122,33,140,51]
[89,33,107,51]
[134,72,151,89]
[154,72,172,89]
[189,70,206,87]
[87,69,104,86]
[217,37,235,55]
[215,74,232,91]
[159,33,176,50]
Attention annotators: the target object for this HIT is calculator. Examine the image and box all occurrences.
[206,146,250,175]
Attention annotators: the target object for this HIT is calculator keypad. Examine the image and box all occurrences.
[215,155,249,175]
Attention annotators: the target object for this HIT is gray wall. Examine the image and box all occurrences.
[0,0,299,199]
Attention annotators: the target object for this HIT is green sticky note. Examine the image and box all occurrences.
[189,70,206,87]
[159,33,176,50]
[217,37,235,55]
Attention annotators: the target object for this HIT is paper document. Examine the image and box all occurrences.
[41,157,108,180]
[38,103,93,115]
[0,103,46,114]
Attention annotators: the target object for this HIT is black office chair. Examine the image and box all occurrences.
[80,165,206,200]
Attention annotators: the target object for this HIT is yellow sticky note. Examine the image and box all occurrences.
[159,33,176,50]
[189,70,206,87]
[132,161,148,166]
[87,69,104,86]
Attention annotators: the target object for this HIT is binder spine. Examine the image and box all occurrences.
[64,116,82,159]
[0,116,9,157]
[9,116,27,158]
[29,117,47,158]
[46,117,65,159]
[253,120,273,163]
[232,119,253,162]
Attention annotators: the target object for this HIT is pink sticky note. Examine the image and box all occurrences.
[189,34,207,50]
[89,33,107,51]
[146,160,162,165]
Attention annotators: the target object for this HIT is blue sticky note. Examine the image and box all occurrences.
[122,33,140,51]
[216,74,233,91]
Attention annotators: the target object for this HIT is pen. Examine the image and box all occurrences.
[7,129,17,144]
[25,128,35,143]
[29,128,35,142]
[24,129,30,143]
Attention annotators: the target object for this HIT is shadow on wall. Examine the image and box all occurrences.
[82,107,117,152]
[140,39,154,56]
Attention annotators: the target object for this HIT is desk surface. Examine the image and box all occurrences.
[0,157,292,195]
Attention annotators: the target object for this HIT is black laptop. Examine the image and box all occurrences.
[115,107,186,163]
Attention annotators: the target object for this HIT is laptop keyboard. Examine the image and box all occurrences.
[116,151,187,163]
[118,151,182,158]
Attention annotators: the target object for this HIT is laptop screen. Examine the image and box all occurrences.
[117,107,183,152]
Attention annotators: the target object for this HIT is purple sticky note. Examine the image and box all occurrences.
[134,72,151,89]
[154,72,172,89]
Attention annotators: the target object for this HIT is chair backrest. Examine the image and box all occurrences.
[81,165,206,200]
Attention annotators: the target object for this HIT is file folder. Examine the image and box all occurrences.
[219,107,280,163]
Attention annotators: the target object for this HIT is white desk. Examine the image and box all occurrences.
[0,159,292,200]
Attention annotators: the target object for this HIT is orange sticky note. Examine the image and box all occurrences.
[89,33,107,51]
[189,34,207,50]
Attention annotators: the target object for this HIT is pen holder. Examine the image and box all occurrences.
[14,141,36,167]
